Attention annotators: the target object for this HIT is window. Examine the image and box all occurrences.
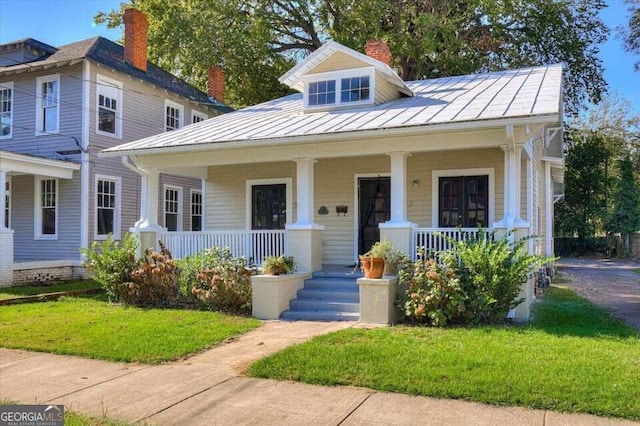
[164,186,182,231]
[0,82,13,139]
[308,80,336,106]
[438,176,489,228]
[192,111,207,124]
[4,178,10,229]
[35,178,57,239]
[96,75,123,138]
[96,176,120,239]
[304,68,375,110]
[341,76,370,103]
[165,100,183,131]
[35,75,59,134]
[245,178,292,230]
[191,190,202,231]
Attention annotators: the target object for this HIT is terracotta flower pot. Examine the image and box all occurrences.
[360,256,385,279]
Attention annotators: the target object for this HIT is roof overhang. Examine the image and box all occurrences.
[279,41,413,97]
[542,156,564,184]
[0,150,80,179]
[0,58,84,77]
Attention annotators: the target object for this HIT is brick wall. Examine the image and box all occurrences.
[12,266,89,286]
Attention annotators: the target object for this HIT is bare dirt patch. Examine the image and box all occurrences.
[555,258,640,330]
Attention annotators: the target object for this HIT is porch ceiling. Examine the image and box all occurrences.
[0,150,80,179]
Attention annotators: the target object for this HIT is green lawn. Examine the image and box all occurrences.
[0,296,260,363]
[0,280,100,300]
[249,287,640,420]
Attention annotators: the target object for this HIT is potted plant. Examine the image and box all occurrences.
[262,255,296,275]
[361,240,403,278]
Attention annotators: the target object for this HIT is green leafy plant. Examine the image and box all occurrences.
[448,231,545,324]
[80,234,138,302]
[262,255,296,275]
[125,242,181,307]
[403,253,467,327]
[178,247,254,314]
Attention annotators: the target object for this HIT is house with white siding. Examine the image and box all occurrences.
[0,9,231,286]
[101,39,565,321]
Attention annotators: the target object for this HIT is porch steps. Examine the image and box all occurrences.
[280,274,360,322]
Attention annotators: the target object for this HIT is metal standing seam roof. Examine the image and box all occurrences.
[102,63,563,156]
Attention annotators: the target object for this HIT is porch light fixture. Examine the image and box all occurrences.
[336,205,348,216]
[413,179,419,187]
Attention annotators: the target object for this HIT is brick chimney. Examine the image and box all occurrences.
[364,39,391,66]
[123,9,148,72]
[208,66,225,102]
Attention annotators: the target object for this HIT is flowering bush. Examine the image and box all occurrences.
[403,253,467,327]
[179,247,254,314]
[125,242,181,307]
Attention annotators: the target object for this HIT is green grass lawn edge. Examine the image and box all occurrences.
[248,286,640,420]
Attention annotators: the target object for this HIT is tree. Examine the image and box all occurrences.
[96,0,608,111]
[554,131,610,246]
[621,0,640,71]
[605,156,640,256]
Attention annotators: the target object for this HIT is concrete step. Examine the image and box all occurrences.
[312,270,362,279]
[296,288,359,302]
[289,298,359,313]
[280,310,359,321]
[303,277,359,291]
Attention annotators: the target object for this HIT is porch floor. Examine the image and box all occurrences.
[317,264,363,278]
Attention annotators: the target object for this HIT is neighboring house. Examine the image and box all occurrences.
[102,39,564,321]
[0,9,231,286]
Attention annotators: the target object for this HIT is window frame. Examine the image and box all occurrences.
[191,110,208,124]
[245,178,293,230]
[4,177,11,229]
[95,74,123,139]
[0,81,13,139]
[34,177,58,240]
[35,74,60,135]
[94,174,121,240]
[303,67,375,111]
[164,184,183,231]
[431,168,494,228]
[164,99,184,132]
[190,189,202,231]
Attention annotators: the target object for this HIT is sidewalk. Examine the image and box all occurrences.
[0,320,636,425]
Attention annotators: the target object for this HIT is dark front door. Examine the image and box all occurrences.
[439,175,488,227]
[358,177,391,255]
[252,184,286,230]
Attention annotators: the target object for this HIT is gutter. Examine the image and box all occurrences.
[100,113,560,159]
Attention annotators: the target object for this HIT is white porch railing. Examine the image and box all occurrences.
[412,228,494,260]
[158,230,288,265]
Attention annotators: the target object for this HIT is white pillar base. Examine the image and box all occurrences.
[0,228,14,287]
[358,276,399,324]
[251,272,311,319]
[286,225,324,272]
[379,222,417,258]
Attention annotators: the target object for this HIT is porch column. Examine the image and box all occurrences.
[494,144,528,235]
[379,152,416,257]
[286,158,324,272]
[0,169,14,286]
[131,168,164,253]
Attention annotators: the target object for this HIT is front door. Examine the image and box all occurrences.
[358,177,391,255]
[252,184,286,230]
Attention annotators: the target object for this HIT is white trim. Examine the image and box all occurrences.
[35,74,60,135]
[163,184,183,231]
[190,189,202,231]
[545,161,553,257]
[95,73,123,139]
[80,60,90,259]
[0,81,14,139]
[94,174,122,240]
[13,259,82,269]
[303,67,376,111]
[192,110,208,124]
[0,150,79,178]
[200,179,207,231]
[4,176,11,229]
[245,178,293,230]
[164,99,184,131]
[431,168,495,228]
[34,176,58,240]
[353,173,391,261]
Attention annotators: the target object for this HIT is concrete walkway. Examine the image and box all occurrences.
[0,320,636,425]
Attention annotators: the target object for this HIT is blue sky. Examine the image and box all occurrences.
[1,0,638,112]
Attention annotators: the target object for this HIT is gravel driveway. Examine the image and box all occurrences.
[555,258,640,330]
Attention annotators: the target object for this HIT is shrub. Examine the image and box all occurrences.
[449,231,544,324]
[80,234,138,302]
[178,247,254,314]
[125,242,181,307]
[402,253,467,327]
[262,255,296,275]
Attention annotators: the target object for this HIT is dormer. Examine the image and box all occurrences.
[279,40,413,112]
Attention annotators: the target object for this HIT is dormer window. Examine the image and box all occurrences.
[304,68,375,111]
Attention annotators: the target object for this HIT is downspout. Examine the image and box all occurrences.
[79,60,91,261]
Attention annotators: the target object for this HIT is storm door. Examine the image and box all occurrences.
[358,177,391,255]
